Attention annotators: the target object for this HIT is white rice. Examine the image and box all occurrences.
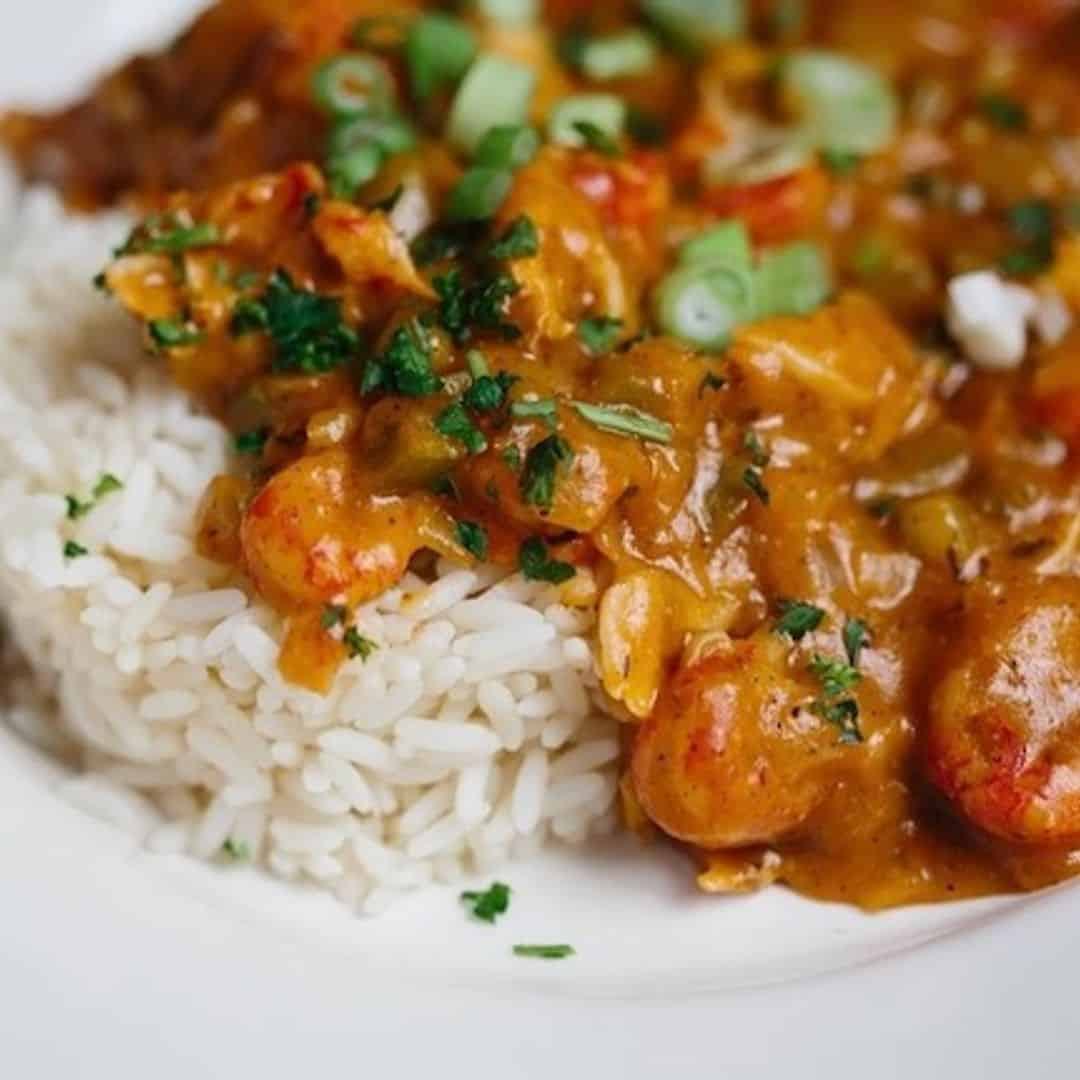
[0,173,621,915]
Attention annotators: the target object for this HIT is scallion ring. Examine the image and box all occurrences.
[655,262,756,350]
[474,125,541,170]
[548,94,627,150]
[329,113,417,159]
[754,242,832,318]
[639,0,747,47]
[327,143,386,199]
[446,167,515,222]
[405,14,477,102]
[703,127,813,188]
[312,54,394,118]
[678,221,753,271]
[474,0,539,26]
[581,30,658,82]
[779,50,898,157]
[447,54,537,154]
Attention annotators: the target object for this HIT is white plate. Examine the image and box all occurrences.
[1,5,1078,1076]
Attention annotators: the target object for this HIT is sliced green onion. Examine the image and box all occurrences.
[654,263,755,350]
[511,398,558,426]
[704,127,813,187]
[329,113,417,158]
[581,30,658,82]
[446,167,515,222]
[780,50,898,156]
[474,0,538,25]
[572,401,673,444]
[312,54,394,118]
[405,14,477,102]
[679,221,753,271]
[548,94,627,150]
[474,125,541,169]
[640,0,747,47]
[754,242,831,318]
[327,143,386,199]
[448,54,538,154]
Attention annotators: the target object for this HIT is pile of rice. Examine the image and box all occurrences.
[0,165,621,915]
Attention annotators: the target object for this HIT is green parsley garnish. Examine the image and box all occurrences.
[572,402,673,445]
[578,315,624,355]
[573,119,621,157]
[489,215,539,260]
[361,319,442,397]
[222,838,251,861]
[744,431,770,468]
[65,473,124,520]
[1000,199,1055,277]
[808,653,863,697]
[501,444,523,471]
[321,604,348,630]
[455,520,489,561]
[63,541,89,559]
[435,401,488,455]
[343,628,379,661]
[743,467,770,505]
[463,353,518,413]
[512,944,575,960]
[511,398,559,429]
[978,92,1028,132]
[234,428,270,456]
[435,268,522,344]
[231,270,359,374]
[116,214,221,258]
[775,600,825,641]
[842,617,870,667]
[821,148,861,176]
[699,372,727,396]
[461,881,511,923]
[519,537,577,584]
[520,435,573,510]
[811,697,863,745]
[149,318,204,350]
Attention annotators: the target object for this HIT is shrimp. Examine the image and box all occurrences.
[924,574,1080,844]
[631,632,850,849]
[240,448,455,611]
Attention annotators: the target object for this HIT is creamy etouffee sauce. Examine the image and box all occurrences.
[10,0,1080,908]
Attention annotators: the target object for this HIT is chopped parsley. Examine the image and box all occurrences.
[149,318,204,350]
[978,92,1028,132]
[361,319,442,397]
[775,600,825,641]
[1000,199,1055,276]
[116,214,221,258]
[742,466,770,505]
[511,398,559,430]
[512,944,575,960]
[231,270,359,374]
[520,435,573,510]
[821,148,861,176]
[501,444,523,471]
[489,215,539,260]
[63,541,89,559]
[460,881,511,923]
[435,401,488,455]
[222,838,251,860]
[65,473,124,520]
[234,428,270,456]
[699,372,727,396]
[573,120,621,157]
[435,268,522,344]
[578,316,624,355]
[343,627,379,661]
[572,401,672,445]
[411,222,479,267]
[842,617,871,667]
[811,697,863,745]
[519,537,577,584]
[321,604,348,630]
[463,368,518,414]
[808,653,863,698]
[743,431,771,468]
[455,520,489,560]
